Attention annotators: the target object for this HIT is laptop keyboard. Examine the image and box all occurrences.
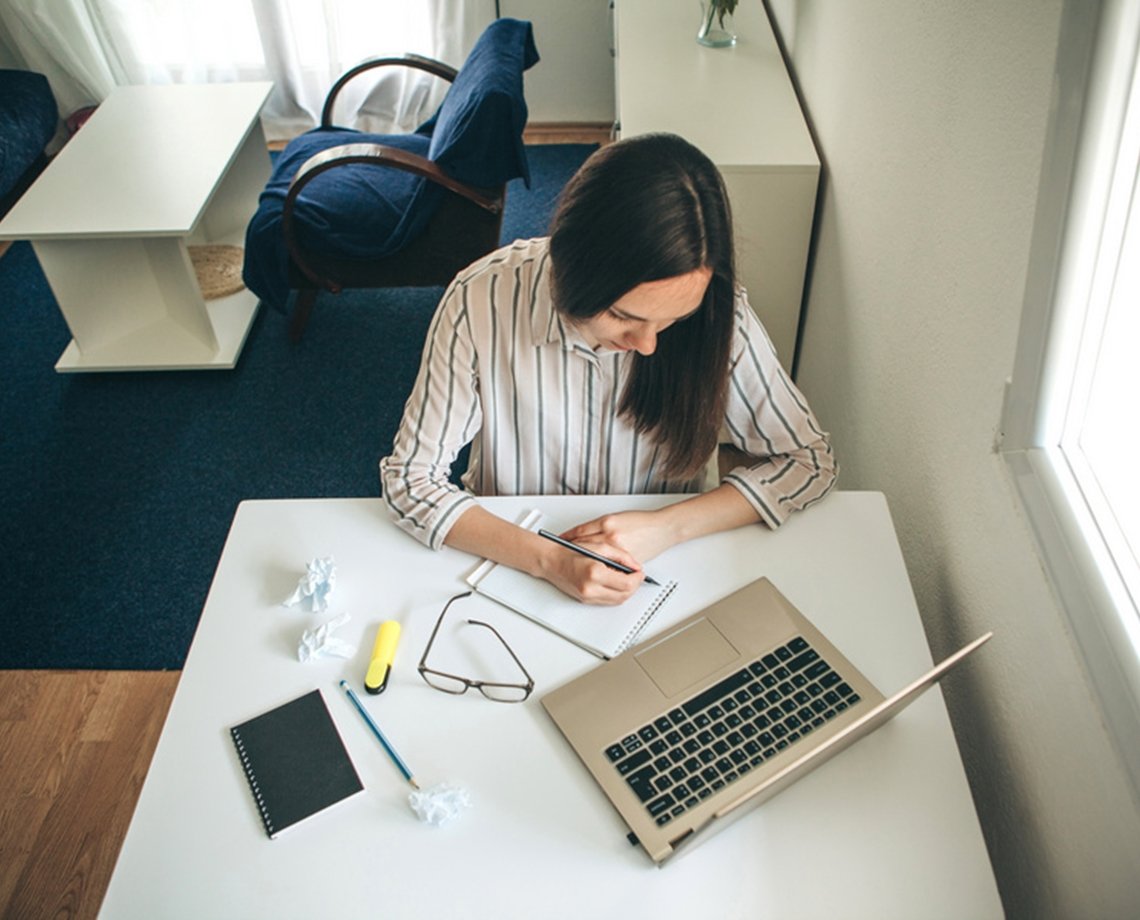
[603,635,861,827]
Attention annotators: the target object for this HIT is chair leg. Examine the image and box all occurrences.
[289,288,319,342]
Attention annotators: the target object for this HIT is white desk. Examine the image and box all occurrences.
[99,493,1002,919]
[0,83,272,372]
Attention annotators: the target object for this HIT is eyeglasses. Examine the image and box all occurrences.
[417,591,535,703]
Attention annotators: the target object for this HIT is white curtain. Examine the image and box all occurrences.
[0,0,496,142]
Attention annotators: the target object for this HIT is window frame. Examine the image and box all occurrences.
[1001,0,1140,795]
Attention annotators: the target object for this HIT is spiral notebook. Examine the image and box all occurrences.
[229,689,364,839]
[466,510,678,659]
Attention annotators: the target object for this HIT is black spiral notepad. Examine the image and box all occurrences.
[230,689,364,839]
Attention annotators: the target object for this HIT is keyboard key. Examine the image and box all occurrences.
[648,794,675,817]
[804,661,831,681]
[605,744,624,762]
[669,708,686,723]
[749,660,768,677]
[625,766,658,802]
[698,749,716,764]
[775,645,793,662]
[654,716,674,732]
[650,739,668,755]
[787,649,819,672]
[665,730,682,745]
[789,636,809,652]
[617,749,650,775]
[638,725,658,742]
[762,653,780,669]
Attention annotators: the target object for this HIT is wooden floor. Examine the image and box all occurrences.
[0,671,179,919]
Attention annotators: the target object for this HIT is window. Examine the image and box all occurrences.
[1002,0,1140,792]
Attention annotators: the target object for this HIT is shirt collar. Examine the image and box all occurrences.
[528,243,596,356]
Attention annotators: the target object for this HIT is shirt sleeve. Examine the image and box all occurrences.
[720,291,839,527]
[379,278,481,549]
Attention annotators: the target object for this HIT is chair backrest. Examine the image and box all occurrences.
[422,18,539,189]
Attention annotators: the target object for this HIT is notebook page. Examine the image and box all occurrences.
[466,510,677,658]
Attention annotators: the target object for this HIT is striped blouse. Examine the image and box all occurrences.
[380,238,837,549]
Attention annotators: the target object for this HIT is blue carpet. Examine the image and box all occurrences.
[0,143,596,669]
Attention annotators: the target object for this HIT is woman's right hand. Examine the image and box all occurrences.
[536,535,646,605]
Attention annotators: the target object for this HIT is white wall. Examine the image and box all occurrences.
[770,1,1140,916]
[500,0,615,122]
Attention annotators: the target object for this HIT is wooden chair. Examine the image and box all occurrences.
[242,19,538,341]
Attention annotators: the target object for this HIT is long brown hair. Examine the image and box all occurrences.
[549,133,736,478]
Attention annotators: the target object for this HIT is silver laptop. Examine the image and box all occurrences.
[541,576,991,865]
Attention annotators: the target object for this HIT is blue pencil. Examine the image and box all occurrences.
[339,680,419,789]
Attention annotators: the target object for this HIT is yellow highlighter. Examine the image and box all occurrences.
[364,620,402,695]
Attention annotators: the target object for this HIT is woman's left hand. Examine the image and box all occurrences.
[560,510,679,565]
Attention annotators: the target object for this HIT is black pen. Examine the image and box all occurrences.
[537,529,661,586]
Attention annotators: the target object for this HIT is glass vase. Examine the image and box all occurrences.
[697,1,737,48]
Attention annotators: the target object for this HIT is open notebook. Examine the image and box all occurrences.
[466,510,678,659]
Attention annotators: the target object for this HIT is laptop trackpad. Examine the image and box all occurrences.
[634,617,740,698]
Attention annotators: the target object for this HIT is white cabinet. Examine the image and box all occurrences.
[613,0,818,371]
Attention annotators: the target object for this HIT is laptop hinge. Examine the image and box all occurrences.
[667,828,695,850]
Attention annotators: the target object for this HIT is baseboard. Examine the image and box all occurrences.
[267,122,612,152]
[523,122,613,145]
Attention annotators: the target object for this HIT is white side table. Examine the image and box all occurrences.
[0,83,273,372]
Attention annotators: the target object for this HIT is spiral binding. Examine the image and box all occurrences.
[617,580,678,653]
[231,726,276,837]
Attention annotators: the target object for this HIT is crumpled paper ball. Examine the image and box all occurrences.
[283,556,336,613]
[408,783,473,827]
[297,611,355,662]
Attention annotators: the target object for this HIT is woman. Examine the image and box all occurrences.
[380,133,836,605]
